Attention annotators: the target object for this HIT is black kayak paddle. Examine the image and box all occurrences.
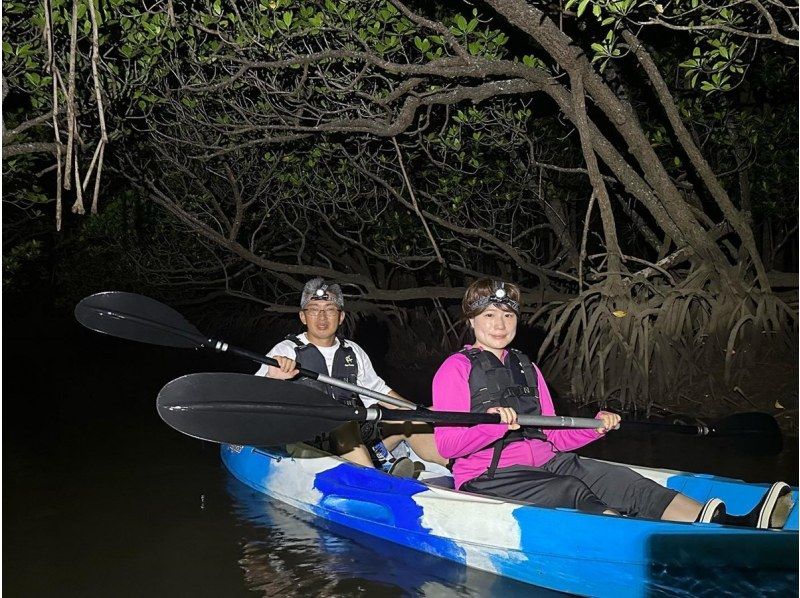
[75,291,418,410]
[157,372,604,445]
[157,373,783,451]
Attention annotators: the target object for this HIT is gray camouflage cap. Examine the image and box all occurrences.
[300,278,345,309]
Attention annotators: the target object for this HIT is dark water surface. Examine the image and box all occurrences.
[3,306,797,597]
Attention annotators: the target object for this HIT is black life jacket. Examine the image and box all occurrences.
[286,335,363,408]
[461,347,547,479]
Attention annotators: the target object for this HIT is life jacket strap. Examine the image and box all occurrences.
[284,334,304,346]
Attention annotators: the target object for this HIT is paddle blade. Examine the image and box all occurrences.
[157,373,347,445]
[712,412,783,454]
[75,291,205,349]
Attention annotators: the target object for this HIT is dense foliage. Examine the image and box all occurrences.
[3,0,797,414]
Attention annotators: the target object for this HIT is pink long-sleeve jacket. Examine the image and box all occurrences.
[432,348,604,490]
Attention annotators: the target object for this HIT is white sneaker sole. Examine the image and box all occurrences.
[698,497,725,523]
[757,482,792,529]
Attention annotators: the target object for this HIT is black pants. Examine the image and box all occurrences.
[462,452,679,519]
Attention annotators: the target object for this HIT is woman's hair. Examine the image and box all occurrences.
[462,278,522,318]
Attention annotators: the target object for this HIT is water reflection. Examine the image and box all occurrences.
[225,477,567,597]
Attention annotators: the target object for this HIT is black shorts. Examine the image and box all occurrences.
[462,452,678,519]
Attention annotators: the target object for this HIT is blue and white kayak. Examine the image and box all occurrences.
[221,443,798,597]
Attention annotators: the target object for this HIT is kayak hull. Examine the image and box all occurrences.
[221,443,798,597]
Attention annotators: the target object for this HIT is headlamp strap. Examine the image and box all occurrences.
[467,281,519,313]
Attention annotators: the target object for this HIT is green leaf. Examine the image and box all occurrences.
[212,0,222,16]
[425,47,443,60]
[454,14,467,31]
[413,36,430,52]
[522,54,544,69]
[577,0,591,17]
[282,10,292,27]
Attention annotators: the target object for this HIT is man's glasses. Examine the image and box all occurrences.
[303,307,340,318]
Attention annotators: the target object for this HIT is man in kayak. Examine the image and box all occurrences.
[432,278,793,528]
[258,277,448,477]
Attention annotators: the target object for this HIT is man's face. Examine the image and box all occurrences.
[299,300,345,343]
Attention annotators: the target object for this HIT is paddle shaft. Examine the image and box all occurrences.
[619,421,710,436]
[160,400,603,428]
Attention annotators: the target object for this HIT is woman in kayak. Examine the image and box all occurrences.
[432,278,792,528]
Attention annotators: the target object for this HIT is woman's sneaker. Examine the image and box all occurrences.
[752,482,793,529]
[697,498,726,523]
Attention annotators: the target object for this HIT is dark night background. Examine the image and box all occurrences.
[3,0,798,594]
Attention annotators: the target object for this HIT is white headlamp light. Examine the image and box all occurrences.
[466,281,520,314]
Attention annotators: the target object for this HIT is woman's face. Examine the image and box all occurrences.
[469,304,517,356]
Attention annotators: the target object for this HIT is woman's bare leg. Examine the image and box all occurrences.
[661,494,703,522]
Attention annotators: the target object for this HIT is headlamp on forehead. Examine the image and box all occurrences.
[313,285,330,301]
[468,281,520,314]
[300,277,345,309]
